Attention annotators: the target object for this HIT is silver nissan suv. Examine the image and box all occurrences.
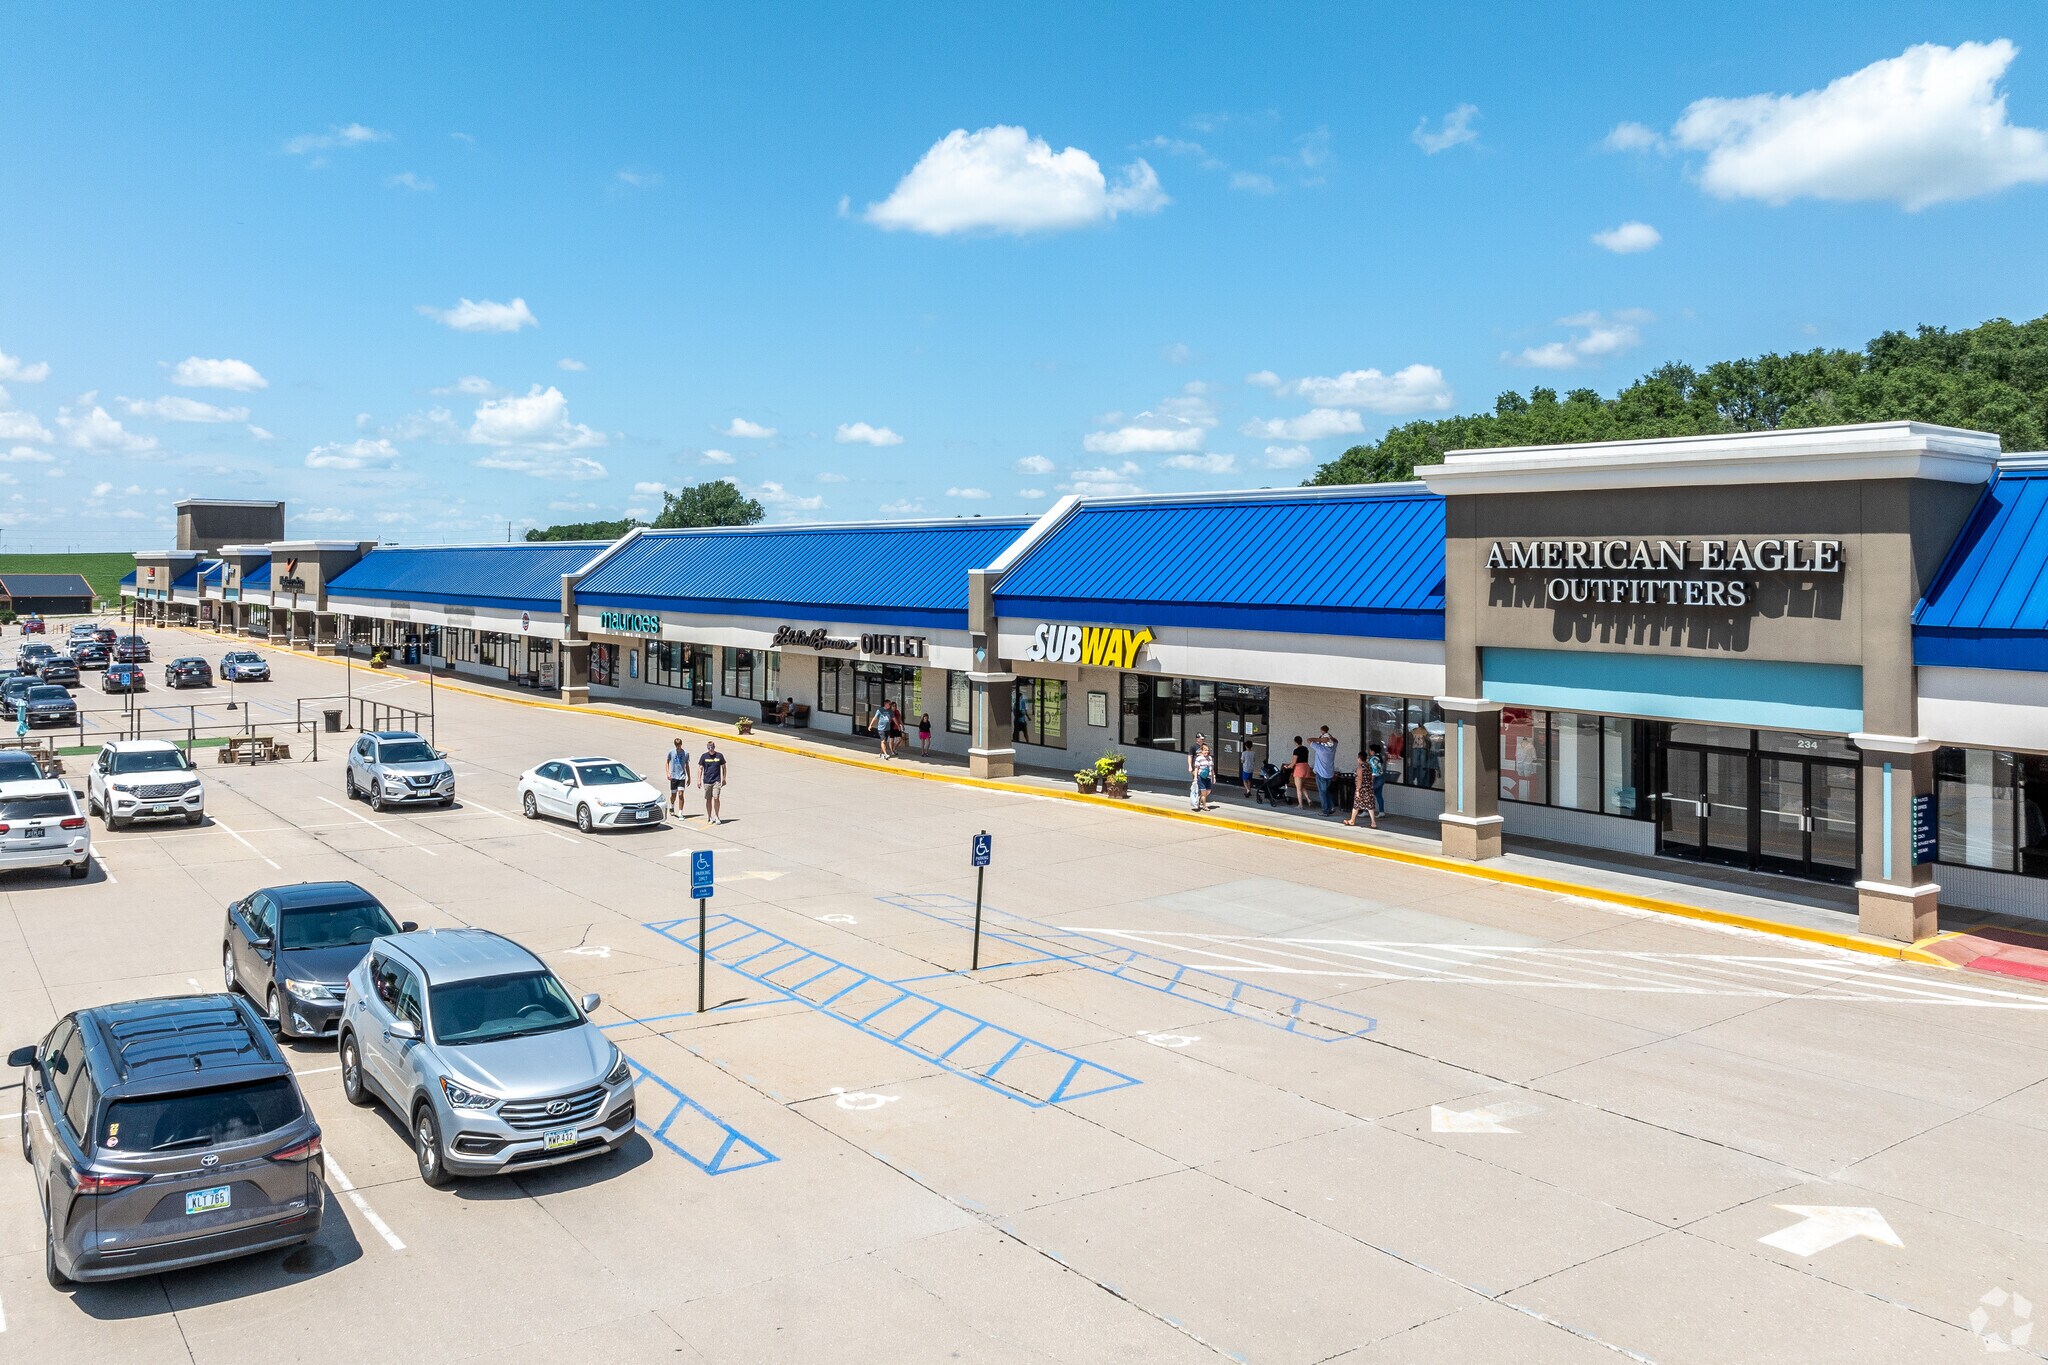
[337,929,634,1186]
[345,730,455,811]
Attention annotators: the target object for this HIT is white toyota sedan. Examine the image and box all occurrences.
[516,757,665,833]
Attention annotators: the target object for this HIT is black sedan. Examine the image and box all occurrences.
[223,881,416,1039]
[38,657,79,689]
[101,663,146,693]
[163,657,213,688]
[71,641,109,670]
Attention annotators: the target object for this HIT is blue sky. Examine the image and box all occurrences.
[3,4,2047,549]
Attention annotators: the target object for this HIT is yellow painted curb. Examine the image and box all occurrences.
[168,623,1956,968]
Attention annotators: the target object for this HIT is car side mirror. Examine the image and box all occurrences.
[6,1045,35,1068]
[580,993,602,1014]
[387,1018,419,1041]
[434,751,447,761]
[253,935,273,950]
[400,920,418,932]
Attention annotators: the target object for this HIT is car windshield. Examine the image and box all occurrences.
[226,653,255,663]
[0,753,40,782]
[377,740,436,764]
[1,794,72,819]
[101,1078,303,1153]
[174,659,203,668]
[110,749,188,774]
[280,899,399,950]
[573,762,638,785]
[430,970,582,1045]
[28,686,69,701]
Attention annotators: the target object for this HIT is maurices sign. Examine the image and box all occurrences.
[1487,537,1843,609]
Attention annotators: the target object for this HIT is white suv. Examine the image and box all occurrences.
[0,780,90,879]
[87,740,205,828]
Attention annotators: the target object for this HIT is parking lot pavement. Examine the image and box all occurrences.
[3,623,2048,1360]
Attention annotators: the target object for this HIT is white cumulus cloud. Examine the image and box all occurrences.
[946,486,991,499]
[752,481,823,511]
[1506,310,1650,368]
[557,358,587,371]
[700,449,736,465]
[879,499,925,516]
[299,506,355,525]
[432,375,499,397]
[1413,104,1480,154]
[1238,408,1364,442]
[1245,369,1282,389]
[835,422,903,446]
[0,446,55,463]
[284,123,391,155]
[171,357,267,391]
[817,471,848,483]
[0,409,52,442]
[120,396,250,423]
[1162,453,1237,474]
[721,417,776,439]
[1062,462,1146,498]
[1592,221,1662,253]
[632,481,667,498]
[863,125,1167,235]
[1262,444,1313,469]
[1084,384,1215,455]
[417,297,538,333]
[1014,454,1054,475]
[305,438,400,470]
[1603,121,1666,153]
[1277,364,1453,414]
[1671,40,2048,209]
[0,350,50,383]
[387,171,434,191]
[59,402,157,453]
[467,385,604,451]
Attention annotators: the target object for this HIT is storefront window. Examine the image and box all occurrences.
[647,641,689,691]
[819,658,851,715]
[1500,708,1550,804]
[478,633,504,669]
[1121,675,1178,749]
[853,661,922,729]
[946,670,970,734]
[1013,677,1066,749]
[723,648,779,702]
[1360,696,1444,790]
[590,643,615,687]
[1936,747,2018,872]
[1603,718,1643,816]
[1553,712,1603,811]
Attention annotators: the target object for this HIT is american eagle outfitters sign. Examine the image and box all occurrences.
[1487,538,1843,609]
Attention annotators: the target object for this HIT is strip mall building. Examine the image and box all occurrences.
[123,423,2048,939]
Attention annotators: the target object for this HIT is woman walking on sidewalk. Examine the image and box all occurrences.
[1344,748,1378,829]
[917,711,932,757]
[1189,736,1217,811]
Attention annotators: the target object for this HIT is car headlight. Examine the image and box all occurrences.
[439,1076,500,1111]
[605,1050,632,1086]
[284,978,341,1002]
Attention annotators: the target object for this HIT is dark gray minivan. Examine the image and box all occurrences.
[11,994,324,1285]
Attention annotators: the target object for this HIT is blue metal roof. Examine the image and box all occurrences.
[244,561,271,589]
[576,520,1034,630]
[993,491,1446,639]
[201,561,224,587]
[328,543,601,612]
[1915,468,2048,670]
[119,570,136,589]
[170,562,205,592]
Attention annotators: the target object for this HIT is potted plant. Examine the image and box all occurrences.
[736,716,754,735]
[1104,767,1130,799]
[1072,767,1098,794]
[369,647,389,669]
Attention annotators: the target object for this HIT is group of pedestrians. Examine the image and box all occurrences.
[867,701,933,760]
[663,735,729,824]
[1184,723,1388,828]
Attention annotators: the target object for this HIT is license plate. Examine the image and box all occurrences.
[185,1185,231,1215]
[635,811,653,822]
[23,826,42,839]
[149,805,173,815]
[542,1127,579,1151]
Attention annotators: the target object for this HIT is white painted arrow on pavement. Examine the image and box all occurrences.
[1759,1206,1902,1257]
[1430,1104,1520,1134]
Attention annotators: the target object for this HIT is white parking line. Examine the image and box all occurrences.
[315,796,438,856]
[92,849,117,885]
[461,796,578,843]
[205,815,281,870]
[322,1152,405,1252]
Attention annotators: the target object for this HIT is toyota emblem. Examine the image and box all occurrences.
[200,1154,220,1167]
[546,1099,570,1116]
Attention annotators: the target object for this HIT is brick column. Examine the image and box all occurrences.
[1851,733,1941,942]
[1436,696,1503,860]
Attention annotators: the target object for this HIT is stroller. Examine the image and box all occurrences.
[1249,761,1292,806]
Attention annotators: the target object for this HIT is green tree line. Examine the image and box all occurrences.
[1311,314,2048,486]
[526,480,766,541]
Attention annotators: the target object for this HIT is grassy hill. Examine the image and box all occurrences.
[0,553,134,606]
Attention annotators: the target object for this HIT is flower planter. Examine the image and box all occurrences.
[1105,782,1130,800]
[1074,777,1098,794]
[736,718,754,735]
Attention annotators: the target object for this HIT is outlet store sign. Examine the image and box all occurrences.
[1487,537,1843,608]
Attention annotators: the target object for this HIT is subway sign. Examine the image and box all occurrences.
[1023,623,1155,668]
[599,609,663,636]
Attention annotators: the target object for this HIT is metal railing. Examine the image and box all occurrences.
[292,694,434,748]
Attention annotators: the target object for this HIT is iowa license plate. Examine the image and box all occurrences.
[185,1185,231,1215]
[542,1127,579,1151]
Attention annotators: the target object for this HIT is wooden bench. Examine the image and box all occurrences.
[757,701,811,728]
[218,735,278,765]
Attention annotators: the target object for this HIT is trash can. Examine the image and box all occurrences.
[323,708,343,733]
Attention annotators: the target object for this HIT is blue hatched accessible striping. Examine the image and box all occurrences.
[620,1056,777,1176]
[878,894,1377,1043]
[642,914,1140,1107]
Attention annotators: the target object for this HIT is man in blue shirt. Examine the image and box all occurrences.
[665,737,691,818]
[699,741,728,824]
[1310,726,1340,816]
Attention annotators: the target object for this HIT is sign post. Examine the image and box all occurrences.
[691,849,716,1011]
[970,832,992,970]
[1910,793,1937,867]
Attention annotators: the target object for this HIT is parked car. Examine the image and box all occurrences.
[163,657,213,689]
[338,928,632,1186]
[38,656,79,689]
[92,627,118,646]
[66,623,95,645]
[101,663,146,694]
[16,642,55,673]
[219,650,270,682]
[87,740,204,829]
[516,758,664,832]
[0,781,90,879]
[113,635,151,664]
[10,994,324,1285]
[19,684,76,729]
[1,675,38,713]
[346,731,455,811]
[224,881,415,1039]
[71,641,109,670]
[20,615,43,635]
[0,749,47,785]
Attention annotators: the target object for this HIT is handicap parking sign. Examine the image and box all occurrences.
[690,849,716,898]
[971,833,992,868]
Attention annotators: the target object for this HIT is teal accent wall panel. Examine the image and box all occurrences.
[1481,647,1863,733]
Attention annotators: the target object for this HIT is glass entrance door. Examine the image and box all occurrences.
[1758,756,1859,882]
[1659,744,1752,868]
[688,646,713,706]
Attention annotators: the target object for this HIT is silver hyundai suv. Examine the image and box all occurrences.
[337,929,634,1186]
[345,730,455,811]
